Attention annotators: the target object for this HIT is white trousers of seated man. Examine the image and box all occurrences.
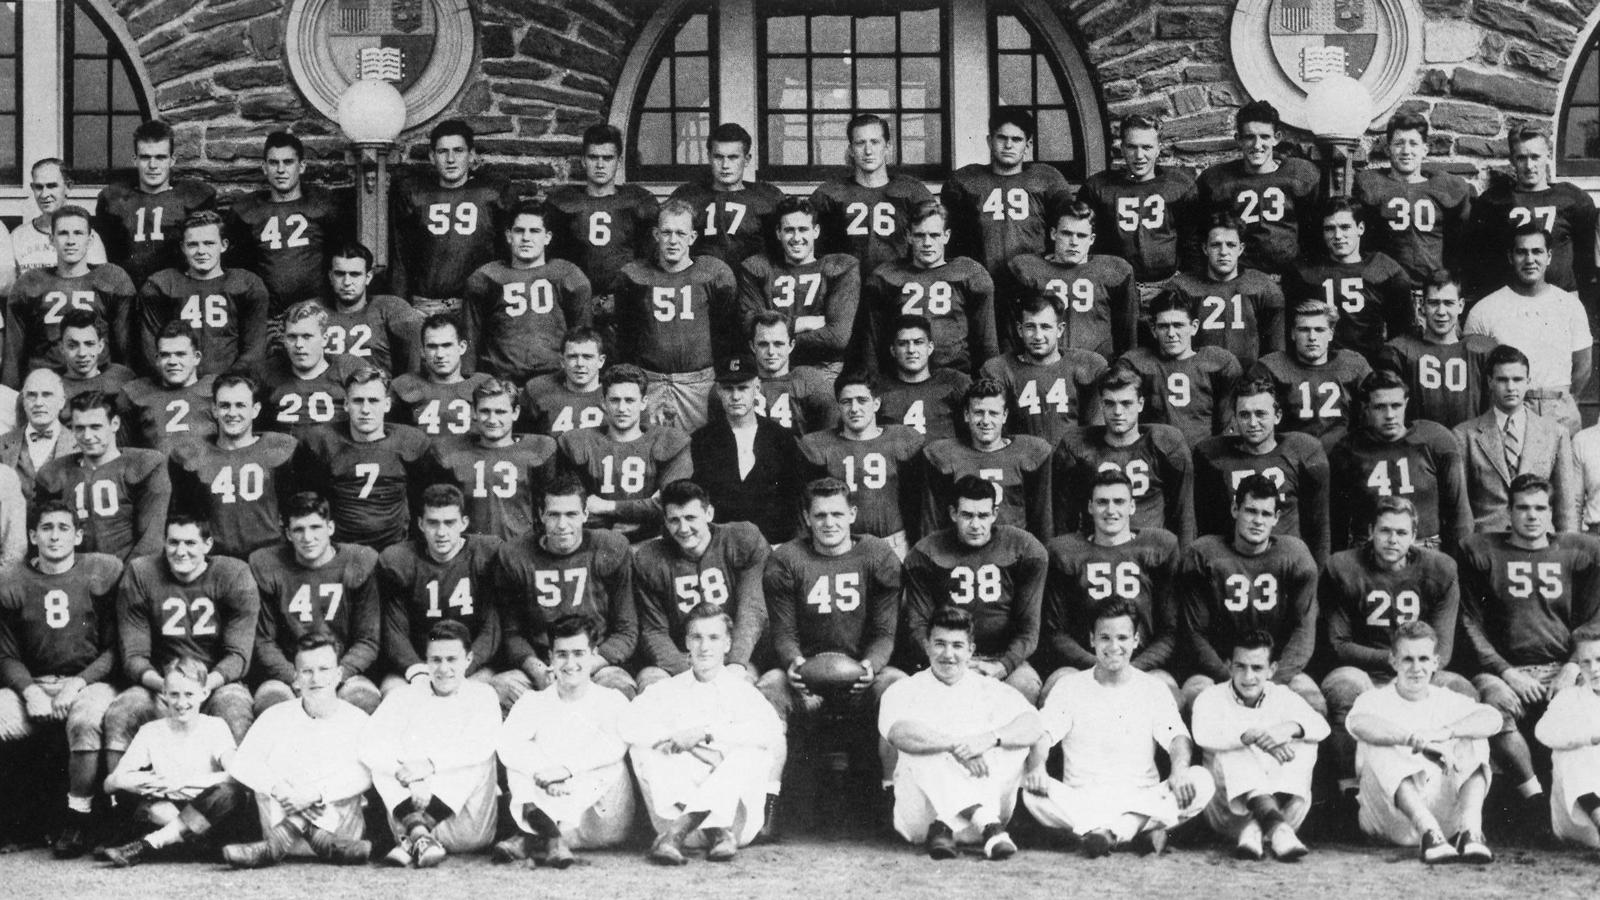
[255,794,367,858]
[1356,738,1490,845]
[1202,742,1318,839]
[1550,742,1600,848]
[1025,766,1215,841]
[372,759,498,851]
[891,748,1028,844]
[507,760,636,849]
[633,744,769,848]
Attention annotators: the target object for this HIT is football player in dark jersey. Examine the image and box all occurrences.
[116,321,215,452]
[522,326,607,437]
[55,309,135,401]
[1197,101,1319,278]
[811,113,935,277]
[738,196,860,373]
[224,131,347,317]
[667,123,784,268]
[1352,112,1474,287]
[259,301,354,440]
[463,199,593,385]
[545,123,659,297]
[1076,114,1201,299]
[876,313,971,442]
[1283,196,1413,363]
[391,314,490,439]
[137,210,270,376]
[979,292,1107,445]
[1117,291,1242,445]
[323,241,423,375]
[1376,271,1495,429]
[35,390,169,562]
[390,120,519,316]
[1009,202,1138,361]
[920,378,1054,539]
[1465,125,1597,298]
[1167,213,1285,371]
[434,377,556,541]
[6,204,134,386]
[724,312,836,436]
[1249,300,1373,447]
[93,120,216,288]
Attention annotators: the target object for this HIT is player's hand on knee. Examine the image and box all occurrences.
[1167,768,1197,807]
[21,685,53,720]
[1503,668,1544,706]
[1023,769,1051,796]
[1480,679,1522,719]
[51,680,83,719]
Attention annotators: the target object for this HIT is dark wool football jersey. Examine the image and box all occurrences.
[117,375,217,452]
[259,355,355,440]
[1196,157,1320,275]
[434,433,557,541]
[391,372,490,439]
[1117,346,1243,446]
[137,268,270,375]
[1054,424,1195,544]
[36,450,170,562]
[390,175,518,300]
[556,425,692,538]
[1042,529,1179,671]
[940,163,1076,278]
[707,367,837,437]
[632,521,770,672]
[1283,253,1414,362]
[903,526,1047,673]
[1249,349,1373,445]
[1465,180,1597,296]
[377,534,502,674]
[1167,268,1286,372]
[1008,253,1138,361]
[168,433,297,561]
[60,364,136,403]
[921,435,1055,539]
[93,180,217,287]
[799,425,926,540]
[811,172,936,275]
[737,253,861,368]
[224,186,347,313]
[324,294,424,375]
[1181,533,1317,681]
[979,350,1108,445]
[1352,168,1475,284]
[117,554,258,684]
[1375,334,1497,430]
[1076,167,1202,282]
[766,534,901,668]
[291,423,441,550]
[522,373,606,436]
[544,183,660,294]
[864,257,998,374]
[1328,421,1470,552]
[6,263,135,384]
[1192,432,1331,564]
[248,542,380,684]
[0,554,123,688]
[614,257,740,372]
[877,369,970,443]
[668,178,786,268]
[1321,544,1460,672]
[1457,532,1600,672]
[462,259,592,383]
[493,528,638,669]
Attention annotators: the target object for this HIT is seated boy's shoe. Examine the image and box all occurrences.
[1268,824,1308,861]
[1135,827,1167,856]
[104,839,154,868]
[222,840,286,870]
[982,823,1016,860]
[1453,830,1492,864]
[925,821,957,860]
[649,831,687,866]
[704,827,738,862]
[383,835,415,867]
[753,794,780,844]
[52,812,95,859]
[1081,829,1116,858]
[492,834,535,863]
[411,832,446,868]
[305,825,370,865]
[543,837,575,869]
[1235,820,1264,860]
[1420,829,1458,865]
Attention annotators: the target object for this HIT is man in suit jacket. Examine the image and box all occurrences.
[0,367,77,498]
[690,353,802,545]
[1454,344,1578,533]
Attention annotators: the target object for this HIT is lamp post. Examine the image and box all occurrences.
[337,74,407,280]
[1304,74,1374,198]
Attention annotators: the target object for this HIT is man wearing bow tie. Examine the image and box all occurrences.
[0,368,76,499]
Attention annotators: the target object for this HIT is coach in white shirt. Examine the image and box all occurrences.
[1464,224,1591,434]
[879,604,1040,861]
[1024,598,1214,857]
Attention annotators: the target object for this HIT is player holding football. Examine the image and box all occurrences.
[167,372,298,561]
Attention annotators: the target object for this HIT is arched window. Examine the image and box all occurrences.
[64,0,152,180]
[1559,29,1600,177]
[614,0,1106,185]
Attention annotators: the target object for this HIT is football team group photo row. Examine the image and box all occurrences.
[4,73,1600,875]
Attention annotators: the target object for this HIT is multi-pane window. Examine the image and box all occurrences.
[0,2,19,183]
[631,8,716,178]
[64,0,149,178]
[1559,35,1600,176]
[992,11,1081,178]
[760,4,945,178]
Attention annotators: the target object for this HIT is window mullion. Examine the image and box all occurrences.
[21,0,63,176]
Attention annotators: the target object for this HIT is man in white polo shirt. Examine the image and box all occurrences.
[1464,223,1591,435]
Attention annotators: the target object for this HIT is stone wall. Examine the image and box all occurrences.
[100,0,1600,196]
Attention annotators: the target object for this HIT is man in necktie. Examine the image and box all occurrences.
[1454,345,1577,533]
[0,369,75,499]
